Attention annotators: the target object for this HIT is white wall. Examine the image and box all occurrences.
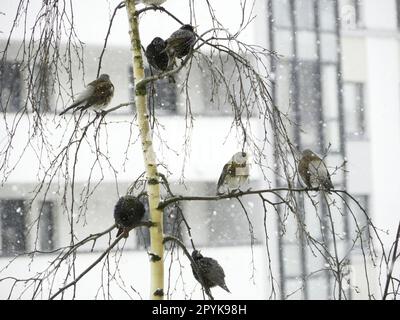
[366,36,400,246]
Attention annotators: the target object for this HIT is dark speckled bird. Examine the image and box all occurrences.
[59,74,114,115]
[165,24,196,62]
[145,37,170,72]
[114,195,145,238]
[298,149,334,192]
[191,250,230,293]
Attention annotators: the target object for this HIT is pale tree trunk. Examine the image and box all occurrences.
[125,0,164,300]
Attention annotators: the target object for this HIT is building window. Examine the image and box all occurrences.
[0,199,26,255]
[340,0,364,29]
[0,61,22,113]
[272,0,291,29]
[33,64,52,113]
[199,54,251,116]
[203,183,259,246]
[397,0,400,30]
[295,0,315,30]
[296,60,322,148]
[343,82,366,138]
[128,66,177,114]
[348,195,370,246]
[319,0,336,32]
[39,201,55,251]
[135,196,182,249]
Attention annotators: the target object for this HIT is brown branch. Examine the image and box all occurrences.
[158,187,343,209]
[136,5,185,26]
[96,1,126,77]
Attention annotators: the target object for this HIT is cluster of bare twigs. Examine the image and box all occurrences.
[0,0,397,300]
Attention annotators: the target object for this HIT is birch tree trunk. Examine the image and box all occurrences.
[125,0,164,300]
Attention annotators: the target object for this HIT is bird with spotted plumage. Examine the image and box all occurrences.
[165,24,196,66]
[191,250,230,293]
[59,74,114,116]
[113,195,145,238]
[145,37,170,72]
[298,149,334,192]
[217,151,249,195]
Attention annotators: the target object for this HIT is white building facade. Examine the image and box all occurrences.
[0,0,399,299]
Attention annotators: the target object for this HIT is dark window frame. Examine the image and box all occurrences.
[0,199,26,256]
[0,61,22,113]
[343,81,366,139]
[128,65,177,115]
[39,200,55,252]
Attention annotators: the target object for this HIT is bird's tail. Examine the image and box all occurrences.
[59,100,81,116]
[116,228,124,238]
[221,283,231,293]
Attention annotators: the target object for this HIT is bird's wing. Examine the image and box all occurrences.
[93,80,114,99]
[217,163,232,190]
[298,157,312,187]
[201,258,228,290]
[166,30,195,50]
[308,159,331,188]
[84,80,114,109]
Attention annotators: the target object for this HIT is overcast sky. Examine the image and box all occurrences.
[0,0,259,47]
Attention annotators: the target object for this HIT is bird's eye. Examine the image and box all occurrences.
[242,152,246,157]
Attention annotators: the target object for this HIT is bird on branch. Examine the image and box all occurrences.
[191,250,231,294]
[145,37,170,72]
[298,149,334,192]
[165,24,196,67]
[217,151,249,195]
[114,195,145,238]
[59,74,114,116]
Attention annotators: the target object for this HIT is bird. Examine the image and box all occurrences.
[59,74,114,116]
[145,37,170,72]
[135,0,167,5]
[217,151,249,194]
[298,149,334,192]
[113,195,145,238]
[191,250,230,293]
[165,24,196,65]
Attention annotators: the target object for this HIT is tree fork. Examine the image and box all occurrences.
[125,0,164,300]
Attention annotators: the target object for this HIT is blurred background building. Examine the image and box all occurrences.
[0,0,399,299]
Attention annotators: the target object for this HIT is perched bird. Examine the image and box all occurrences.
[145,37,169,72]
[59,74,114,116]
[114,195,145,238]
[191,250,230,293]
[298,149,334,191]
[217,151,249,194]
[135,0,167,5]
[165,24,196,64]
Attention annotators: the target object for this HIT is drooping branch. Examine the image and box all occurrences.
[158,187,348,209]
[383,221,400,300]
[49,232,125,300]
